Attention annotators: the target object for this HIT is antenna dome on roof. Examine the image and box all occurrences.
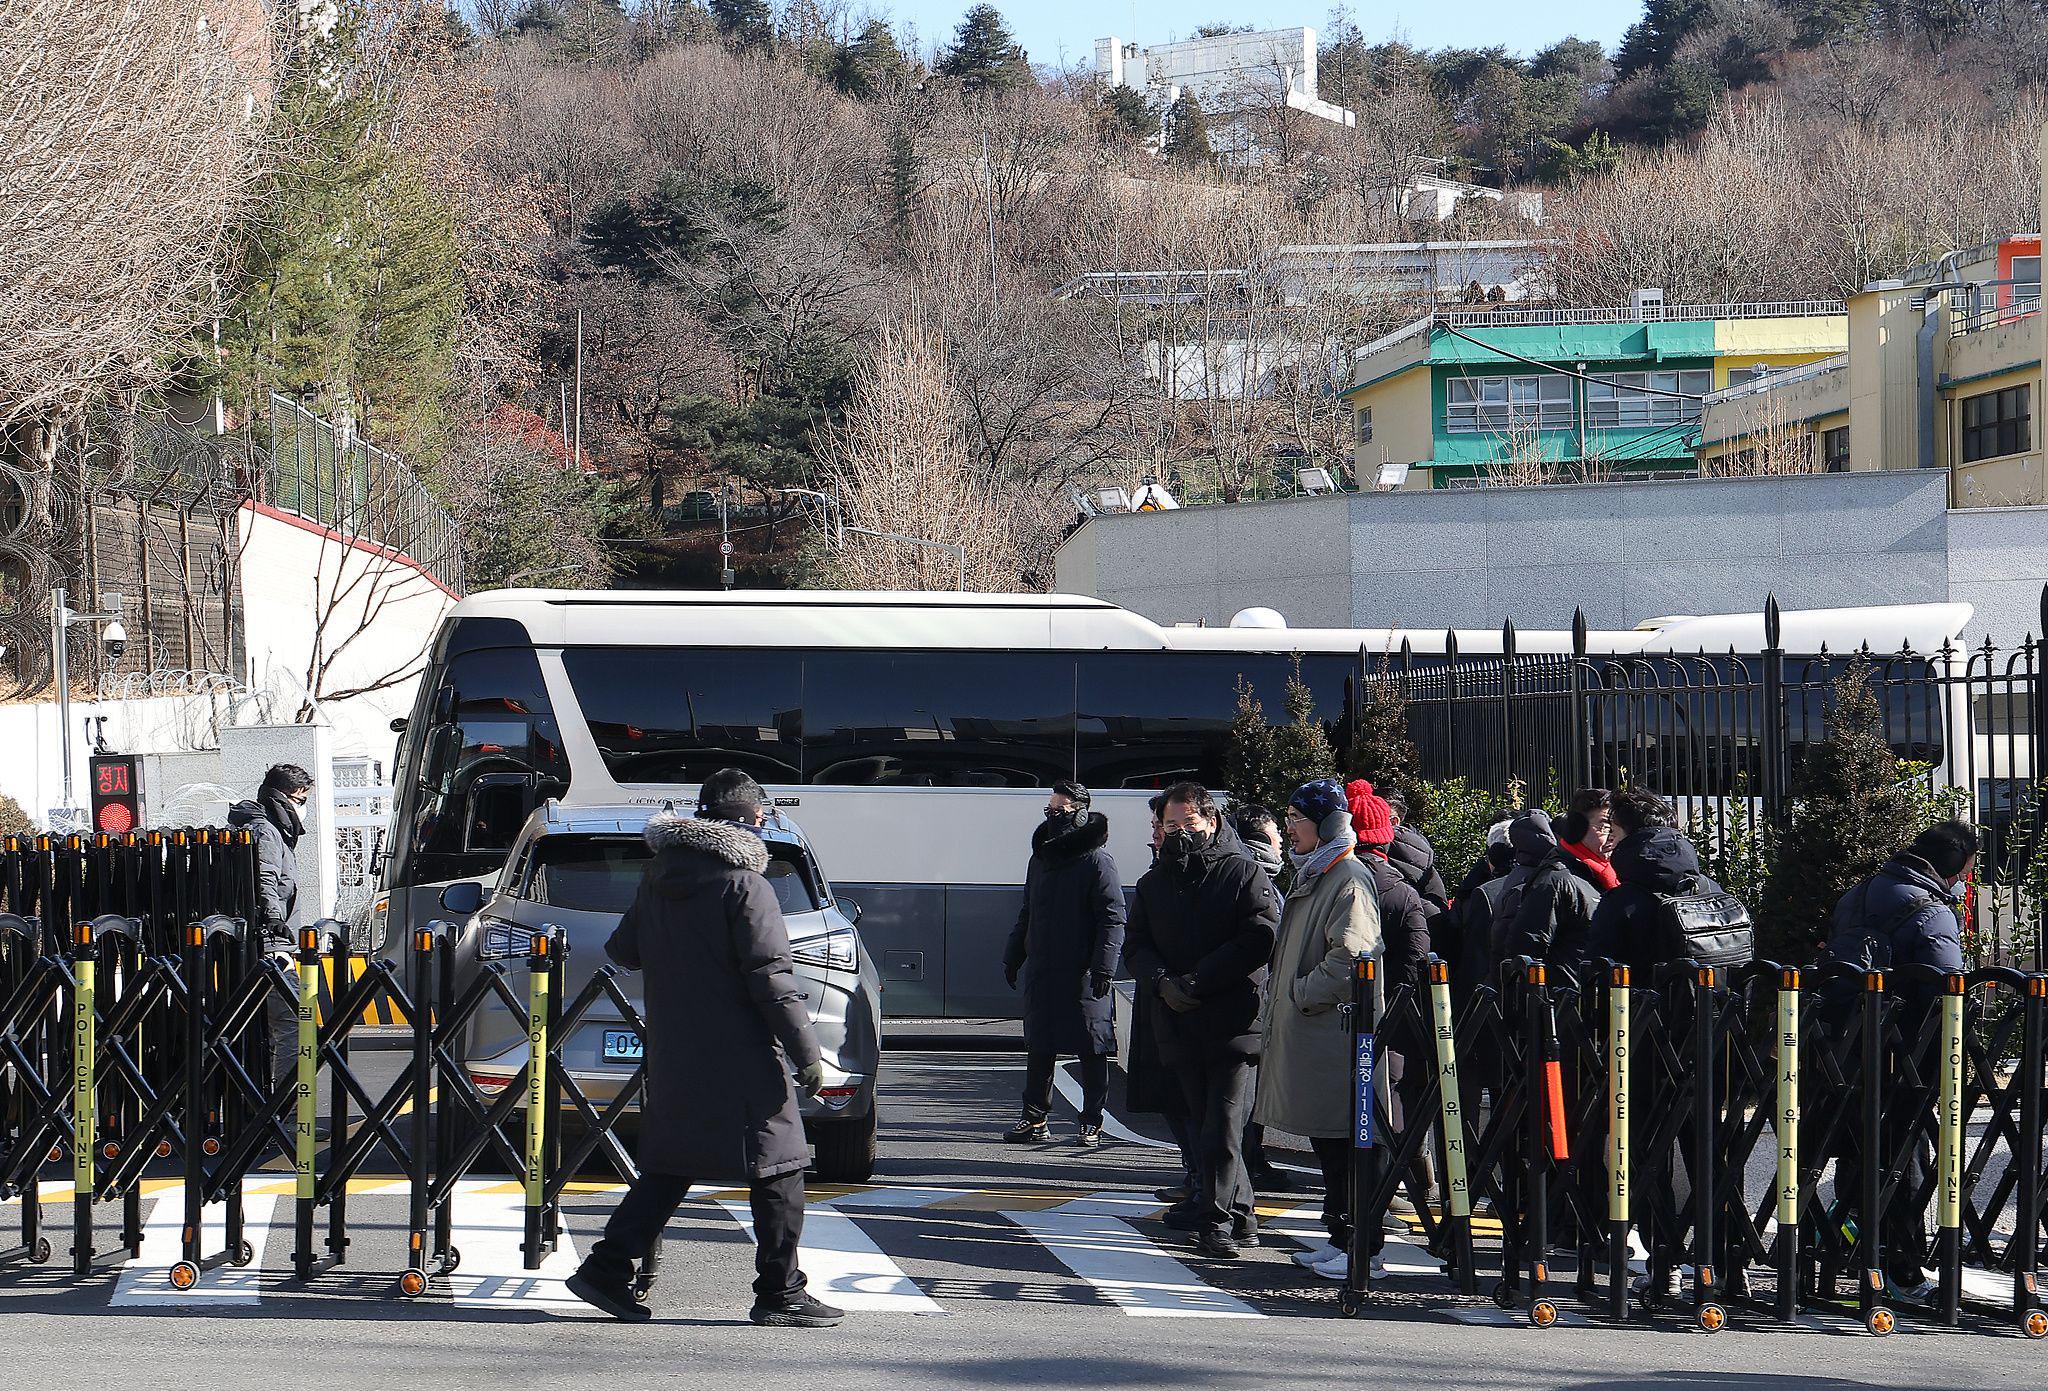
[1230,607,1287,630]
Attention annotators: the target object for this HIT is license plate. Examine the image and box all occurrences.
[601,1029,643,1063]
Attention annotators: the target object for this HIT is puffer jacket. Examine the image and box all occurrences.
[1363,849,1432,995]
[1584,826,1727,973]
[227,800,297,944]
[1386,825,1450,918]
[1824,851,1965,975]
[1491,808,1601,968]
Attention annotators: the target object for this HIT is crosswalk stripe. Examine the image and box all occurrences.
[443,1180,585,1311]
[718,1194,945,1315]
[112,1194,278,1306]
[1004,1190,1262,1319]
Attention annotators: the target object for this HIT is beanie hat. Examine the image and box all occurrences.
[1485,818,1513,849]
[1346,778,1396,847]
[1290,778,1351,842]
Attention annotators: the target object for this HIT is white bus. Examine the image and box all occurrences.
[373,590,1977,1016]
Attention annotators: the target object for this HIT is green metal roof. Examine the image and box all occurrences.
[1429,320,1716,365]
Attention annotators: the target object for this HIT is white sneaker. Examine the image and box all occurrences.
[1291,1240,1340,1268]
[1309,1249,1388,1281]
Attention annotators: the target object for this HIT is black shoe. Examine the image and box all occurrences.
[1195,1229,1241,1260]
[567,1265,652,1322]
[1162,1202,1203,1232]
[1232,1215,1260,1247]
[1154,1184,1192,1204]
[749,1291,846,1328]
[1248,1165,1296,1193]
[1002,1118,1051,1144]
[1076,1123,1102,1147]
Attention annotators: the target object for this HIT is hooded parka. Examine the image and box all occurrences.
[605,813,823,1181]
[1004,811,1126,1056]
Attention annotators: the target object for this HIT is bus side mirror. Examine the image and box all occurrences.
[440,881,485,916]
[835,896,863,926]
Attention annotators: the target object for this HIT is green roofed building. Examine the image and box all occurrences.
[1343,296,1848,489]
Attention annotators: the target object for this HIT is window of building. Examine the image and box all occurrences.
[1583,370,1713,430]
[1961,384,2031,463]
[1354,406,1373,443]
[1444,374,1572,433]
[1726,366,1771,389]
[1821,426,1850,472]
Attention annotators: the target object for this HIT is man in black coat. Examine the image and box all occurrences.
[1125,781,1281,1259]
[1003,780,1125,1146]
[1492,808,1601,966]
[1381,791,1450,922]
[568,770,842,1329]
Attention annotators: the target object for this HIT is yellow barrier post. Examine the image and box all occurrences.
[1426,960,1475,1293]
[70,923,95,1276]
[294,927,321,1279]
[1936,973,1966,1326]
[522,932,551,1270]
[1607,965,1631,1323]
[1775,968,1801,1323]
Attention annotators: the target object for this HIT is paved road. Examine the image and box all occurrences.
[0,1047,2039,1391]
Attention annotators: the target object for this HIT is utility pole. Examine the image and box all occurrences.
[573,309,585,470]
[719,477,734,590]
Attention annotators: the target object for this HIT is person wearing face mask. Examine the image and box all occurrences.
[1257,778,1383,1281]
[1126,794,1198,1202]
[1555,788,1620,892]
[1001,782,1126,1146]
[229,763,313,1093]
[1230,804,1295,1193]
[1125,782,1281,1259]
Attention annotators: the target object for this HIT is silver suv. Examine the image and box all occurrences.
[439,802,883,1182]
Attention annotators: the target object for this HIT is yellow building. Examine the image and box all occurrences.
[1696,234,2044,505]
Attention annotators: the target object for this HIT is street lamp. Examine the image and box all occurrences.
[774,488,968,591]
[49,586,126,829]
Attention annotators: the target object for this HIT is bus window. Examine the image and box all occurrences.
[802,651,1077,787]
[561,648,803,784]
[1076,652,1349,790]
[397,647,567,885]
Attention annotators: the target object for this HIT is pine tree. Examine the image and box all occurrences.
[1161,92,1212,167]
[937,5,1030,93]
[1098,83,1156,140]
[709,0,773,48]
[886,119,920,245]
[1266,657,1339,810]
[832,18,909,100]
[1759,658,1921,960]
[1347,666,1433,825]
[1225,678,1279,812]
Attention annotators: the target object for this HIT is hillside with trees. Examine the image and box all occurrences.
[7,0,2042,603]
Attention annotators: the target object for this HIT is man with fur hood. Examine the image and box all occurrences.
[1003,780,1126,1145]
[567,769,842,1329]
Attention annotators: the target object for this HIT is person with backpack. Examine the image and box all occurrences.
[1492,808,1602,967]
[1822,820,1978,1302]
[1583,790,1752,973]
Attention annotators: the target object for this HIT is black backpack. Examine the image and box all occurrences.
[1653,882,1755,969]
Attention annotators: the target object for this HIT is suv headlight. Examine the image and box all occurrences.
[790,924,857,971]
[479,918,540,960]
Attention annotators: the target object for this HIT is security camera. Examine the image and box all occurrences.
[101,618,126,662]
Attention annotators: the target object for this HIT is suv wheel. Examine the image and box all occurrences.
[809,1108,878,1183]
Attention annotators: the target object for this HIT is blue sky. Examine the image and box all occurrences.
[879,2,1645,66]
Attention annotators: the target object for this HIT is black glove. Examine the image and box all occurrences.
[1160,974,1199,1013]
[1004,963,1020,990]
[1089,970,1112,999]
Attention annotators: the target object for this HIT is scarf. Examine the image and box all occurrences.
[1287,823,1358,885]
[1559,838,1618,891]
[260,787,305,848]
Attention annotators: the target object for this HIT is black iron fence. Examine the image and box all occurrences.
[1377,591,2048,966]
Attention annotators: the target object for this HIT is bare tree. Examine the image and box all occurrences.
[825,308,1023,590]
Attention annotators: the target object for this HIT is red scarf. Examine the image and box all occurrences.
[1559,838,1619,891]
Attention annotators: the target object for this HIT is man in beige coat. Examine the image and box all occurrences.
[1254,777,1383,1283]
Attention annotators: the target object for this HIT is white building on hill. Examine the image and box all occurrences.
[1094,26,1355,162]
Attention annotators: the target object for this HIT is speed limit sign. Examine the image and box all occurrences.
[720,541,733,556]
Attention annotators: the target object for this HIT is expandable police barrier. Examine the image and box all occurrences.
[5,828,2048,1339]
[1343,948,2048,1338]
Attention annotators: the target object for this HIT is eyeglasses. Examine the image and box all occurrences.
[1284,809,1312,825]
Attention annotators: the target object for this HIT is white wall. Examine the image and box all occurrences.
[235,502,454,766]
